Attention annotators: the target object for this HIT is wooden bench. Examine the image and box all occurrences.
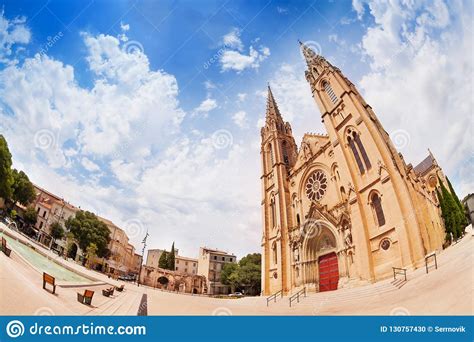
[102,287,115,297]
[77,290,94,305]
[42,272,56,294]
[115,284,125,292]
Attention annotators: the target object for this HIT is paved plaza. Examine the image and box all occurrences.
[0,223,472,316]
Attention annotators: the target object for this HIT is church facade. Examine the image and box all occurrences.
[260,43,448,295]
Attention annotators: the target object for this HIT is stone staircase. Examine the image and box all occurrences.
[267,277,404,310]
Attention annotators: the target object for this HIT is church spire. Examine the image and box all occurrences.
[266,84,282,119]
[299,40,319,68]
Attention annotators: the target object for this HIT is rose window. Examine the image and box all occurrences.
[305,170,328,202]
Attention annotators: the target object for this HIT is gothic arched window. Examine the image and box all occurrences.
[322,81,338,104]
[296,214,301,227]
[270,196,277,228]
[371,193,386,227]
[347,128,371,174]
[272,242,278,265]
[268,143,273,169]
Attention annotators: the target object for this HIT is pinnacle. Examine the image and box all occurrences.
[266,84,282,118]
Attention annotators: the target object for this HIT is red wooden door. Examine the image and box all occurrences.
[318,252,339,292]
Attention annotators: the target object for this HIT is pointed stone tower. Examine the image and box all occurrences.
[260,86,297,295]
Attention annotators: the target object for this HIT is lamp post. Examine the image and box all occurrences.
[137,230,149,287]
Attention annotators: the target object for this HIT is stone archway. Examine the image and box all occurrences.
[301,221,340,292]
[157,276,169,289]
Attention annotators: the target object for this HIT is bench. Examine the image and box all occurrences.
[77,290,94,305]
[42,272,56,294]
[102,287,115,297]
[115,284,125,292]
[425,252,438,273]
[1,237,12,257]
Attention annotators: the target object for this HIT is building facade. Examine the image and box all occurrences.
[197,247,236,295]
[260,44,446,295]
[175,255,198,275]
[140,266,207,294]
[146,248,178,269]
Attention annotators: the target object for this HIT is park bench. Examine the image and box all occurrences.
[77,289,94,305]
[115,284,125,292]
[102,287,115,297]
[42,272,56,294]
[1,237,12,257]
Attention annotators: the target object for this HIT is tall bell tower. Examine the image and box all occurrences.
[260,86,297,295]
[300,41,428,279]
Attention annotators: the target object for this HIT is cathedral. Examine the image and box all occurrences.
[260,42,448,295]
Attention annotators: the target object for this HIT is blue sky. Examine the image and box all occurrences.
[0,0,472,258]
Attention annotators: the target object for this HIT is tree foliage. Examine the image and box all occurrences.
[158,251,169,269]
[0,135,13,201]
[65,211,110,258]
[23,206,38,226]
[221,253,261,295]
[50,221,65,241]
[168,242,176,270]
[11,169,36,206]
[85,243,98,268]
[447,177,468,228]
[437,177,464,242]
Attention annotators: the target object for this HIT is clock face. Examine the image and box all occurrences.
[305,170,328,202]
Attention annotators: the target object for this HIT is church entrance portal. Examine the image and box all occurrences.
[318,252,339,292]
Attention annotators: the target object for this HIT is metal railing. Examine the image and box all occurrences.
[425,252,438,273]
[266,290,283,306]
[289,287,306,307]
[392,267,407,281]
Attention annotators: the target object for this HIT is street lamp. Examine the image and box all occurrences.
[137,230,149,287]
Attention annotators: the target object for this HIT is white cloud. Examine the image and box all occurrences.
[0,10,31,65]
[120,22,130,32]
[193,98,217,117]
[204,80,216,89]
[219,28,270,73]
[237,93,247,102]
[220,46,270,73]
[222,27,243,51]
[353,0,472,196]
[81,157,100,172]
[232,110,248,128]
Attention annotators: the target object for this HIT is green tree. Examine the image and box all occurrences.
[85,243,98,269]
[438,178,462,241]
[23,206,38,227]
[221,263,240,292]
[50,221,65,243]
[220,253,262,295]
[168,242,176,270]
[237,253,261,295]
[0,135,13,201]
[447,177,468,229]
[65,211,110,258]
[158,251,169,269]
[11,169,36,206]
